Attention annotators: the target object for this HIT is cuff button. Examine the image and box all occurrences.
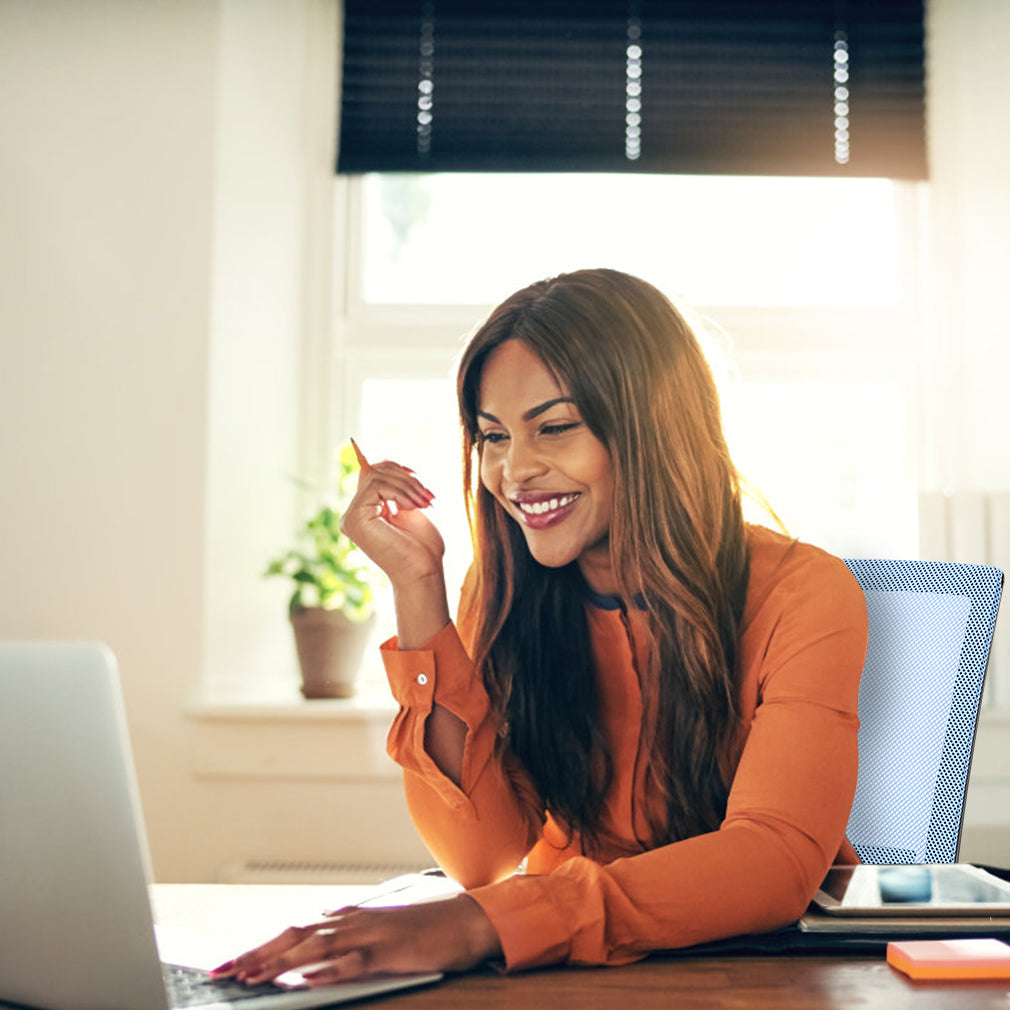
[417,673,429,686]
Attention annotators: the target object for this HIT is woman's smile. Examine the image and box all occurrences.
[477,340,615,592]
[511,491,581,526]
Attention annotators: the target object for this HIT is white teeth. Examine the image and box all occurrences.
[516,493,578,515]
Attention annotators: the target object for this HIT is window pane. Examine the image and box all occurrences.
[725,377,918,559]
[361,173,902,309]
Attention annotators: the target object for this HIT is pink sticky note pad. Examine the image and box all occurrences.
[887,938,1010,980]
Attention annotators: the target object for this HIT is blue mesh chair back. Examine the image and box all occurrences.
[842,559,1003,864]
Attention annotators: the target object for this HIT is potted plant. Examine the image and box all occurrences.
[265,442,380,698]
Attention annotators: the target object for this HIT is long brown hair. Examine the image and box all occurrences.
[457,268,749,850]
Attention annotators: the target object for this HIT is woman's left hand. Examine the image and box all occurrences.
[210,894,502,987]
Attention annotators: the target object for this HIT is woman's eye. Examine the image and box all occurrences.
[479,430,507,445]
[541,421,581,437]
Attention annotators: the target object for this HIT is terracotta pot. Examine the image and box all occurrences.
[290,608,375,699]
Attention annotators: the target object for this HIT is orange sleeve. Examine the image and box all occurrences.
[382,585,543,886]
[466,551,868,970]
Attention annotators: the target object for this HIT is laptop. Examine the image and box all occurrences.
[0,641,442,1010]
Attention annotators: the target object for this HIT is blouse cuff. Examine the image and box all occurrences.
[380,622,488,726]
[466,874,574,971]
[380,621,491,815]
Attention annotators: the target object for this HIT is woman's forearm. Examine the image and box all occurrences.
[392,572,451,650]
[422,703,467,786]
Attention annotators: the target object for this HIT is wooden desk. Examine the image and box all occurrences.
[385,956,1010,1010]
[147,884,1010,1010]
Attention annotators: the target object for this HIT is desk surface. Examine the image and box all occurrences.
[0,883,991,1010]
[378,956,1010,1010]
[148,884,1010,1010]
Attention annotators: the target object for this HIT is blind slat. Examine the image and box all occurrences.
[337,0,926,178]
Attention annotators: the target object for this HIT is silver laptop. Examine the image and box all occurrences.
[0,641,442,1010]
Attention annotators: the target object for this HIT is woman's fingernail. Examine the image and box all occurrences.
[210,960,234,975]
[303,971,333,987]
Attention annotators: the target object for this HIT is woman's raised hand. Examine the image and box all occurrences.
[340,454,444,588]
[341,447,452,647]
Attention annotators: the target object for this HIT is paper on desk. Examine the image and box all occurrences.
[321,871,462,915]
[156,924,239,971]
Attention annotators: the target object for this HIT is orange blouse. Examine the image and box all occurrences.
[380,525,868,970]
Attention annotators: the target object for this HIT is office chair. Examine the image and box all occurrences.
[842,559,1003,864]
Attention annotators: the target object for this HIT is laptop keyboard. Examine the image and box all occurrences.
[164,962,293,1007]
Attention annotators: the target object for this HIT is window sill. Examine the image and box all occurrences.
[188,683,400,781]
[192,683,397,722]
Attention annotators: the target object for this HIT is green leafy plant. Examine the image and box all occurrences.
[264,442,379,620]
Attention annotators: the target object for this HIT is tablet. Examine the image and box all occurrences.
[813,864,1010,916]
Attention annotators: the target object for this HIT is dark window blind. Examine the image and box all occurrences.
[337,0,926,178]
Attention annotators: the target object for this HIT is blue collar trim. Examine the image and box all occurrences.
[583,586,648,611]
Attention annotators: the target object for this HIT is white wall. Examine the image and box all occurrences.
[0,0,430,881]
[0,0,1008,880]
[0,0,218,875]
[923,0,1010,495]
[925,0,1010,864]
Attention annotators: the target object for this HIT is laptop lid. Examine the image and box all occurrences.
[0,641,170,1010]
[0,642,441,1010]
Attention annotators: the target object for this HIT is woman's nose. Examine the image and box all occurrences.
[503,438,547,483]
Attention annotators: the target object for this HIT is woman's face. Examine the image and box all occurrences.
[477,339,616,594]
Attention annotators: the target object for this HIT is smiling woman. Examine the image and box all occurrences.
[474,342,615,587]
[213,268,869,984]
[456,269,753,850]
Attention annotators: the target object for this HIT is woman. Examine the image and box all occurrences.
[214,268,868,985]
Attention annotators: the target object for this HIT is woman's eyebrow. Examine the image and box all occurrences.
[477,397,575,425]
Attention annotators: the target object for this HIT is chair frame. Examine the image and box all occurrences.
[843,558,1003,863]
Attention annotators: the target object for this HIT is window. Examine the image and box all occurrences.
[334,172,921,668]
[358,173,902,308]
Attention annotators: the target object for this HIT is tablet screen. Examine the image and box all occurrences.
[813,864,1010,916]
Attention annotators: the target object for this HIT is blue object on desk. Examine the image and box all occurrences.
[877,865,933,903]
[842,559,1003,864]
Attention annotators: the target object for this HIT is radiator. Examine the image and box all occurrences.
[218,859,431,885]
